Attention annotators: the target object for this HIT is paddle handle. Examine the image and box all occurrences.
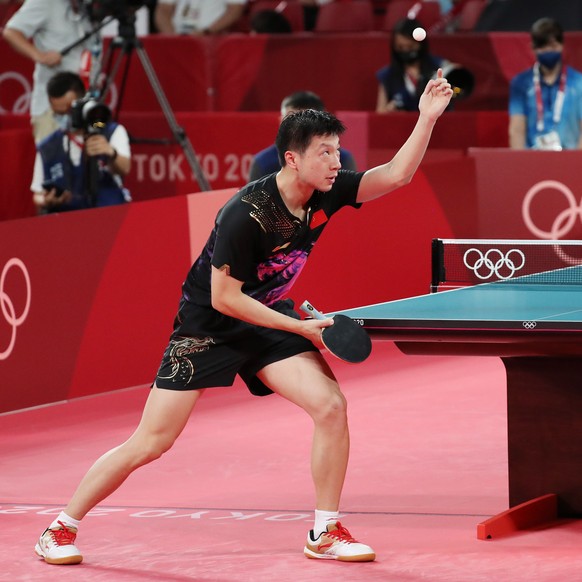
[300,300,327,320]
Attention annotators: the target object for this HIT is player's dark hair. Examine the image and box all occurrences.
[47,71,86,99]
[275,109,345,166]
[531,17,563,49]
[282,91,325,112]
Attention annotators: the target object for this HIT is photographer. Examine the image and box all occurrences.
[30,72,132,213]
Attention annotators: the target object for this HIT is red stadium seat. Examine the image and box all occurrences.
[314,1,375,33]
[381,0,442,31]
[456,0,487,32]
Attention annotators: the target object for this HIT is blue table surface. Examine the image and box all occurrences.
[336,282,582,324]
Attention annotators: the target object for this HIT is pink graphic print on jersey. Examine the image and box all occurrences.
[253,249,309,305]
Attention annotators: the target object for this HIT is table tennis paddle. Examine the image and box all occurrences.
[300,300,372,364]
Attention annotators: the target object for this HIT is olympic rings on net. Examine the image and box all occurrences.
[463,248,526,280]
[0,258,31,361]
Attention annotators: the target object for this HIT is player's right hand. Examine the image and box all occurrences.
[300,317,333,349]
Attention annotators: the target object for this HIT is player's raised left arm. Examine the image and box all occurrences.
[356,69,453,203]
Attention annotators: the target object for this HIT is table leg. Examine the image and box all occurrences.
[477,356,582,539]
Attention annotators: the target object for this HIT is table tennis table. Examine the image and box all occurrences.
[336,265,582,539]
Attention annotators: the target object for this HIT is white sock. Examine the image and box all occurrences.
[313,509,339,538]
[50,511,81,530]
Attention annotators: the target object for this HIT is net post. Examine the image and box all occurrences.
[431,238,445,293]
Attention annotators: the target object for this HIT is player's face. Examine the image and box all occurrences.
[296,134,342,191]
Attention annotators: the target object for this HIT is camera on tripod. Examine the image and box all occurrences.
[66,0,210,190]
[71,96,112,135]
[81,0,154,24]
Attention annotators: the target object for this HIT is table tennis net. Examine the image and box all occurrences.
[431,239,582,292]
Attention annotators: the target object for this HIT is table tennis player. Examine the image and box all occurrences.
[35,71,453,567]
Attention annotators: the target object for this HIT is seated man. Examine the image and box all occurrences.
[30,71,132,213]
[154,0,247,35]
[509,17,582,150]
[249,91,357,182]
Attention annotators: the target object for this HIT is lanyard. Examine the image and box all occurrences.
[404,72,418,95]
[533,63,567,132]
[66,132,85,150]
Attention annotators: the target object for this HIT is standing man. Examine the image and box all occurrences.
[509,17,582,150]
[2,0,97,143]
[34,72,453,567]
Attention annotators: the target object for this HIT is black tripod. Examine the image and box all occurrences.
[93,15,210,191]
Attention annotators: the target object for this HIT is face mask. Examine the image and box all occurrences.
[537,51,562,70]
[395,50,420,64]
[54,113,71,131]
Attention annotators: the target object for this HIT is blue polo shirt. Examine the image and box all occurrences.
[509,65,582,149]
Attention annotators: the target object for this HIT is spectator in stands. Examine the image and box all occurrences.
[250,9,292,34]
[30,72,131,214]
[509,17,582,150]
[376,17,456,113]
[249,90,357,182]
[2,0,97,143]
[154,0,248,35]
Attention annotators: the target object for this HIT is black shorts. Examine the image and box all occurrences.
[154,298,318,396]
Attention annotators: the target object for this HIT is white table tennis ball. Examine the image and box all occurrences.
[412,27,426,42]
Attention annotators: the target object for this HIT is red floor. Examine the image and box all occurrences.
[3,342,582,581]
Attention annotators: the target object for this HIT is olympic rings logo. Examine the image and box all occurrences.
[0,72,32,114]
[463,248,526,280]
[522,180,582,240]
[0,258,31,361]
[522,321,537,329]
[522,180,582,265]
